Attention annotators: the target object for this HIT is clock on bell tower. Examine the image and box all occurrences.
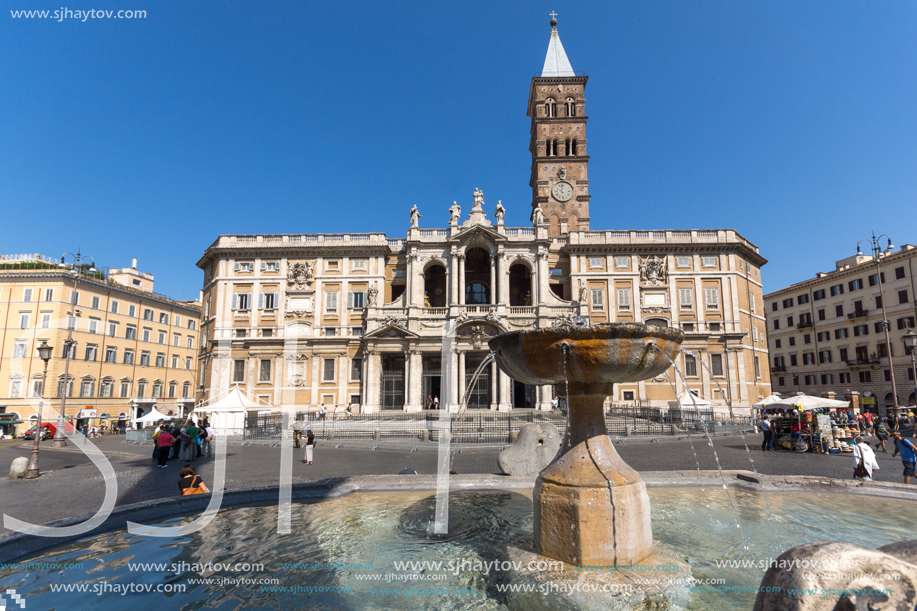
[528,15,590,237]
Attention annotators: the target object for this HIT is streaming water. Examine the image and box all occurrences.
[447,352,497,469]
[662,351,748,551]
[682,349,770,509]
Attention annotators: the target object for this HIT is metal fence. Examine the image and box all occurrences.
[122,410,756,449]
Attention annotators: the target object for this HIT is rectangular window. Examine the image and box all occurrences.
[858,371,871,383]
[185,357,192,370]
[817,331,830,342]
[123,350,134,365]
[897,317,916,330]
[786,316,794,327]
[853,324,869,337]
[91,295,100,309]
[783,298,794,309]
[324,328,336,337]
[803,333,811,344]
[259,292,278,310]
[80,380,94,398]
[44,288,54,302]
[675,256,691,268]
[23,288,33,302]
[350,259,367,271]
[188,319,196,330]
[232,293,251,310]
[704,287,719,310]
[108,322,118,337]
[899,290,910,304]
[19,312,30,329]
[875,321,884,334]
[710,354,724,377]
[233,360,245,382]
[616,288,631,311]
[797,294,809,304]
[350,358,363,381]
[748,292,756,313]
[830,285,844,296]
[896,266,906,280]
[85,345,97,361]
[817,309,826,321]
[136,382,146,398]
[262,261,280,272]
[588,257,603,269]
[155,354,165,367]
[128,304,136,318]
[803,353,815,365]
[171,355,179,369]
[848,279,863,291]
[126,325,137,340]
[323,358,335,382]
[616,257,630,269]
[326,260,340,271]
[325,291,339,312]
[590,289,605,311]
[29,379,42,397]
[684,354,698,377]
[775,339,781,348]
[813,289,826,300]
[701,256,717,268]
[158,330,166,344]
[773,319,780,330]
[105,348,116,363]
[172,333,180,346]
[144,308,154,321]
[875,295,883,309]
[12,342,27,358]
[235,261,254,272]
[835,304,844,317]
[678,288,693,309]
[839,372,850,384]
[258,359,271,382]
[63,343,76,360]
[789,337,796,346]
[110,300,119,314]
[347,291,366,309]
[821,373,833,385]
[771,302,778,312]
[88,318,99,334]
[71,290,80,305]
[159,313,168,324]
[187,336,194,349]
[40,313,51,329]
[790,354,798,366]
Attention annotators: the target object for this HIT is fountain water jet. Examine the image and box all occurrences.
[489,323,683,566]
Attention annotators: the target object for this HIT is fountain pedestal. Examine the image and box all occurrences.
[489,324,683,568]
[534,381,653,566]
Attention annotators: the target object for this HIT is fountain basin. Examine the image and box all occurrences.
[489,323,684,567]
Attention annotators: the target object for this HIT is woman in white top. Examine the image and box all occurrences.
[852,436,880,481]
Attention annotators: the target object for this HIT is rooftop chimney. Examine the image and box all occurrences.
[131,257,137,269]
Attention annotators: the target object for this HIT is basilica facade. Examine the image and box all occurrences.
[195,21,771,413]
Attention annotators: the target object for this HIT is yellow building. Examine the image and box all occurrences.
[195,21,770,416]
[0,255,201,435]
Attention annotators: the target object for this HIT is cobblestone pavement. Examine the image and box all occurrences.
[1,430,915,531]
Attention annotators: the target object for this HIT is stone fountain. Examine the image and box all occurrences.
[489,323,683,567]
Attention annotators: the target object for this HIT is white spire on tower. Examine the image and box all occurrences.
[541,13,575,77]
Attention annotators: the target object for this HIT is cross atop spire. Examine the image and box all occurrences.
[541,15,574,77]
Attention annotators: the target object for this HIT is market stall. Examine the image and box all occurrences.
[756,395,854,454]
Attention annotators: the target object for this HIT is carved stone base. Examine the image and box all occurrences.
[534,479,653,567]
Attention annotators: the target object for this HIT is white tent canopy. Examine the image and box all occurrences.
[754,394,788,409]
[132,407,171,423]
[756,394,850,411]
[192,387,269,435]
[667,392,711,410]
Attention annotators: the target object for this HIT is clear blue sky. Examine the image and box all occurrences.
[2,1,915,301]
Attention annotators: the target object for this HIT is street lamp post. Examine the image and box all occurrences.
[904,329,917,409]
[857,233,898,418]
[53,250,97,448]
[26,341,54,479]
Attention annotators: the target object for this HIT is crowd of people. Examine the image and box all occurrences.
[152,419,215,468]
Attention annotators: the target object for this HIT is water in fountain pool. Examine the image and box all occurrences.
[2,488,913,611]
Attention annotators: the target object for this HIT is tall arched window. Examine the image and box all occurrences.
[564,139,571,156]
[465,283,490,305]
[565,98,576,116]
[570,139,578,156]
[545,99,557,117]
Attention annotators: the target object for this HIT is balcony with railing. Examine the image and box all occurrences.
[207,233,390,250]
[796,319,814,329]
[847,309,869,320]
[566,229,760,253]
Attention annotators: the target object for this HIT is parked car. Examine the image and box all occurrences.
[23,421,75,440]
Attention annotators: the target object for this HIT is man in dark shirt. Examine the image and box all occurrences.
[874,418,890,453]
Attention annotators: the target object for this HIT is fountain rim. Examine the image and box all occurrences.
[489,322,685,348]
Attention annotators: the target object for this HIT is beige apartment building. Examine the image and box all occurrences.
[195,22,770,415]
[764,246,917,415]
[0,255,201,435]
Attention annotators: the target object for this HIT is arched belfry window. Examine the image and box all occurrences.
[571,139,578,156]
[545,99,557,117]
[565,98,576,117]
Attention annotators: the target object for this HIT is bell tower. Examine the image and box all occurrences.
[528,15,590,236]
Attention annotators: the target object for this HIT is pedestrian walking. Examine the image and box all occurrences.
[433,396,439,410]
[333,405,339,421]
[201,424,214,458]
[319,404,327,420]
[891,431,917,484]
[303,429,315,465]
[874,418,890,452]
[157,427,174,468]
[151,424,164,461]
[551,396,559,411]
[425,396,433,410]
[179,427,193,462]
[346,404,353,419]
[852,436,879,481]
[186,422,200,461]
[759,415,773,451]
[177,465,210,495]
